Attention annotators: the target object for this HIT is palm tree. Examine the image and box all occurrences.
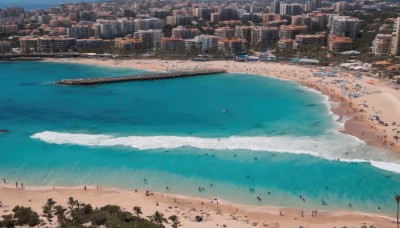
[148,211,168,227]
[396,195,400,228]
[168,215,181,228]
[42,198,56,224]
[54,205,67,226]
[133,206,142,220]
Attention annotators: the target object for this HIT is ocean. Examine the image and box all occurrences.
[0,61,399,216]
[0,0,99,10]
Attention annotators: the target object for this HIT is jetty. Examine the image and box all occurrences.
[58,69,226,85]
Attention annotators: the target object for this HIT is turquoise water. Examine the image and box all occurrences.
[1,61,400,216]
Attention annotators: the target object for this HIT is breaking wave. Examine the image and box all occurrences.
[31,131,400,173]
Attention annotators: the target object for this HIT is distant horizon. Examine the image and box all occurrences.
[0,0,99,10]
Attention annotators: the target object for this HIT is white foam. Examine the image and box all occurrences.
[370,160,400,173]
[31,131,400,174]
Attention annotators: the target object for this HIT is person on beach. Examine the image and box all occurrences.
[3,178,5,184]
[21,183,23,189]
[84,186,87,191]
[16,182,18,188]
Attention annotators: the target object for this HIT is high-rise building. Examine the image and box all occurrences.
[193,8,211,21]
[271,0,281,14]
[391,18,400,56]
[312,0,321,9]
[218,38,247,55]
[160,38,183,51]
[235,26,253,43]
[372,34,392,56]
[215,27,236,39]
[329,35,352,53]
[279,25,308,39]
[0,41,11,53]
[38,37,76,53]
[220,8,237,21]
[262,13,281,24]
[68,25,91,39]
[280,3,303,16]
[172,26,200,39]
[330,16,360,41]
[134,29,163,50]
[133,18,163,31]
[294,34,326,49]
[251,27,279,49]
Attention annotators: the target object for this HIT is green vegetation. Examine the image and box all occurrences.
[0,197,179,228]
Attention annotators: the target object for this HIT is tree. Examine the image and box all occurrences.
[54,205,67,226]
[168,215,181,228]
[148,211,168,227]
[42,198,56,224]
[396,194,400,228]
[133,206,143,220]
[12,206,40,227]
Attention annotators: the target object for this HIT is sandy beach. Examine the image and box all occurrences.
[0,184,396,227]
[2,57,396,227]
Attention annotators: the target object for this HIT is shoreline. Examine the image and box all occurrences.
[45,57,400,153]
[0,184,396,227]
[3,57,397,226]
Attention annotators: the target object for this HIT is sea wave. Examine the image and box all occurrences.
[31,131,400,173]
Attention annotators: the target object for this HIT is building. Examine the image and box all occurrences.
[329,36,352,53]
[279,25,308,39]
[391,17,400,56]
[166,16,193,26]
[134,29,163,50]
[220,8,237,21]
[118,19,135,36]
[183,39,202,51]
[160,38,183,52]
[172,27,200,39]
[68,25,91,39]
[115,38,143,51]
[38,37,77,53]
[372,34,392,56]
[0,41,11,53]
[294,34,326,49]
[151,9,171,19]
[251,27,279,48]
[133,18,163,31]
[0,24,18,34]
[218,38,247,55]
[193,8,211,20]
[330,16,360,41]
[79,11,97,21]
[215,27,235,39]
[19,37,39,53]
[76,38,103,49]
[210,12,221,23]
[278,39,293,50]
[280,3,303,16]
[262,13,281,24]
[271,0,281,14]
[333,1,351,13]
[235,26,253,43]
[196,35,218,53]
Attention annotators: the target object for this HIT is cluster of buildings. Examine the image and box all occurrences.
[0,0,399,58]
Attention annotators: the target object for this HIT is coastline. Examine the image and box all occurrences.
[45,57,400,153]
[0,184,396,227]
[4,57,396,226]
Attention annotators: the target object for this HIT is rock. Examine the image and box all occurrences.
[195,215,203,222]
